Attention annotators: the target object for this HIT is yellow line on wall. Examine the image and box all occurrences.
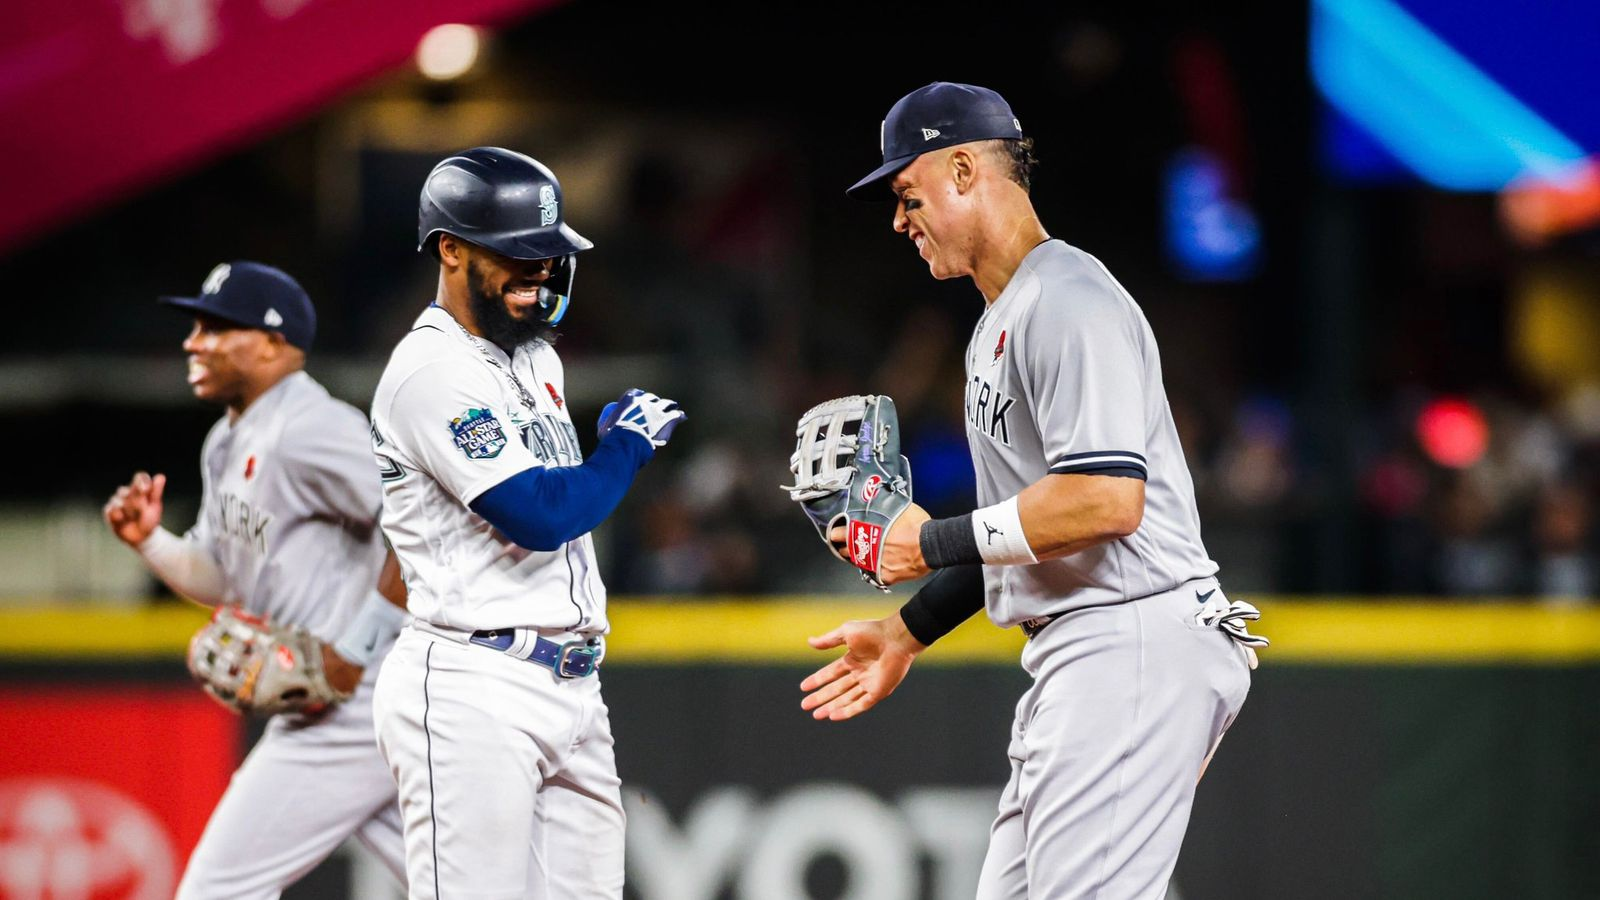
[1,599,1598,665]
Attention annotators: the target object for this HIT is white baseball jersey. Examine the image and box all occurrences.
[370,303,606,634]
[188,370,388,643]
[963,240,1218,627]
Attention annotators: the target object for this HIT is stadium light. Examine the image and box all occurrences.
[416,24,481,81]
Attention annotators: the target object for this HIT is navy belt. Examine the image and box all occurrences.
[1020,613,1062,640]
[468,629,603,678]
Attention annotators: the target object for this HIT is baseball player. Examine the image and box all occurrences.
[102,261,411,898]
[369,147,685,899]
[800,83,1267,898]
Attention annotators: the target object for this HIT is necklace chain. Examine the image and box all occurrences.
[447,315,541,412]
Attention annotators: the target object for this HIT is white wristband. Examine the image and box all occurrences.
[334,590,409,667]
[970,496,1038,566]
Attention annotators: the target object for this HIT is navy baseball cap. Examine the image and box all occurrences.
[847,82,1025,200]
[159,262,316,351]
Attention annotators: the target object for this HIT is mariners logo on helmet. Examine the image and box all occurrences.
[539,185,558,227]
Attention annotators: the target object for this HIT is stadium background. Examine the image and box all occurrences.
[2,0,1597,897]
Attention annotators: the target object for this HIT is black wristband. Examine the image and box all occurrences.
[919,514,983,569]
[899,565,986,646]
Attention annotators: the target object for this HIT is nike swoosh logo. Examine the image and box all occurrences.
[1196,589,1216,604]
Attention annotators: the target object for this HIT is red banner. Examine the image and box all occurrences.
[0,687,238,898]
[0,0,557,254]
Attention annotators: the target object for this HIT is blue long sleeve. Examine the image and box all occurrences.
[469,429,652,551]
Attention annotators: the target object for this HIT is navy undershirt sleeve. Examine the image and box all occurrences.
[469,429,652,552]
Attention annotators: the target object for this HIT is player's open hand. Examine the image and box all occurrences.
[800,613,927,721]
[103,471,166,548]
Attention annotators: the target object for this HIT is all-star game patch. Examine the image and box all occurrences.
[449,408,508,459]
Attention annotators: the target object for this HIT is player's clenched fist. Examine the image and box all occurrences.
[103,471,166,547]
[596,388,686,448]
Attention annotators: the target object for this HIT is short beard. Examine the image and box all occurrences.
[466,261,558,349]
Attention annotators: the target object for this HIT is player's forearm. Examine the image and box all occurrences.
[469,429,652,552]
[920,474,1143,568]
[1017,474,1144,561]
[136,528,226,605]
[377,548,408,610]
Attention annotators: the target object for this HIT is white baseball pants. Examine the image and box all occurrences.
[373,625,624,900]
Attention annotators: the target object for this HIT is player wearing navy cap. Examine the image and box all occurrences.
[803,83,1268,898]
[105,261,410,898]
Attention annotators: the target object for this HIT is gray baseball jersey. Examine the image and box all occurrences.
[176,369,406,896]
[962,239,1217,627]
[187,370,388,643]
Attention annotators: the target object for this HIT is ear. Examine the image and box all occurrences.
[950,147,978,194]
[438,234,466,269]
[259,330,292,363]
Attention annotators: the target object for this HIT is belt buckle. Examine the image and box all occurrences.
[555,640,598,678]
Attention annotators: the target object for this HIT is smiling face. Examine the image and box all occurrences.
[458,242,557,348]
[890,148,978,281]
[182,314,275,407]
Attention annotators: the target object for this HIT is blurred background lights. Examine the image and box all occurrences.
[416,24,481,81]
[1416,397,1490,468]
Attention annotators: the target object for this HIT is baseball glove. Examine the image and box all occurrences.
[187,606,352,717]
[781,394,914,591]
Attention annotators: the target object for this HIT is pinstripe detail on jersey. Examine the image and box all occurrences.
[423,642,440,900]
[564,542,583,629]
[1050,451,1149,478]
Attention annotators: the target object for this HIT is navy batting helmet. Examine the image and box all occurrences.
[418,147,593,324]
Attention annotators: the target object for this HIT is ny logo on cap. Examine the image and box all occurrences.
[922,128,941,141]
[264,308,283,327]
[202,263,231,295]
[539,185,558,227]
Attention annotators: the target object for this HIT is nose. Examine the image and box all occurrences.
[893,200,909,234]
[182,321,205,352]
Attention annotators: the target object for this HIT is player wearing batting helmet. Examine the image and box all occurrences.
[370,147,685,899]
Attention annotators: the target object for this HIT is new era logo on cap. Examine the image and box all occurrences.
[922,128,941,141]
[264,308,283,327]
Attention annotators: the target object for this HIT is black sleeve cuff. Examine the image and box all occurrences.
[899,565,987,646]
[920,514,983,569]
